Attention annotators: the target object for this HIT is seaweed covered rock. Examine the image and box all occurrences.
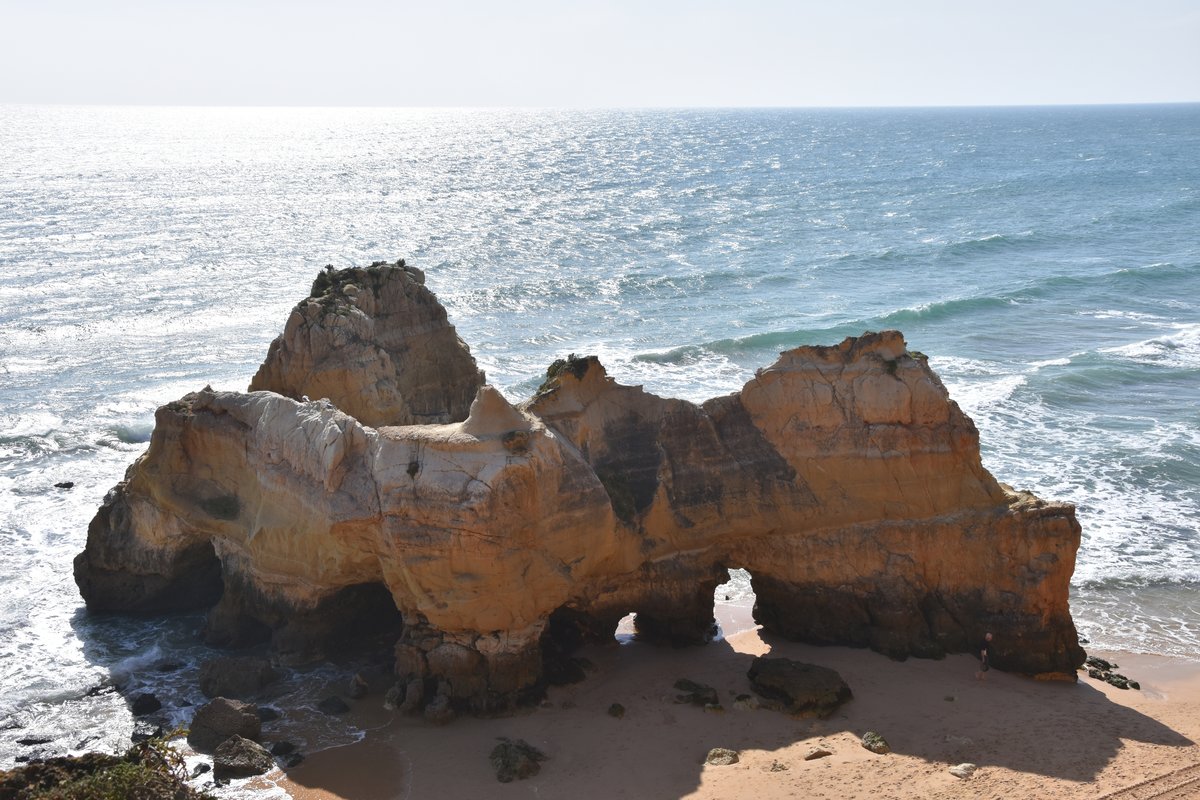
[489,738,546,782]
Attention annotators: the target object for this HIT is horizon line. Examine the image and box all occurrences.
[2,100,1198,112]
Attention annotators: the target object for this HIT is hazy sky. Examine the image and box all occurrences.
[1,0,1196,107]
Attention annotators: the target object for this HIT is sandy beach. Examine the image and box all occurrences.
[266,606,1200,800]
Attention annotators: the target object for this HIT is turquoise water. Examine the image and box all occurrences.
[1,105,1197,774]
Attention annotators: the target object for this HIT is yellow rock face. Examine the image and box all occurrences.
[75,265,1085,714]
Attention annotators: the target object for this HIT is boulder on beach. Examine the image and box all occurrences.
[747,656,852,717]
[490,737,546,782]
[704,747,739,766]
[861,731,891,755]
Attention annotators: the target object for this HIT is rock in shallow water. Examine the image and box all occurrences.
[130,692,162,716]
[199,656,278,700]
[213,735,274,779]
[187,697,261,754]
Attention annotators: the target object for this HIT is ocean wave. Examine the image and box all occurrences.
[1099,323,1200,370]
[934,229,1041,259]
[111,421,154,444]
[1020,260,1196,300]
[876,295,1016,327]
[632,327,854,367]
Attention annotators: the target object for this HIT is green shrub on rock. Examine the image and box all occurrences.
[0,736,214,800]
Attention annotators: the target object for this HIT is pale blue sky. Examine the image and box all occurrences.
[1,0,1196,106]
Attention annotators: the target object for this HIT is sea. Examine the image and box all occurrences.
[1,105,1197,789]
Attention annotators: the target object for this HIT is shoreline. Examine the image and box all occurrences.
[263,606,1200,800]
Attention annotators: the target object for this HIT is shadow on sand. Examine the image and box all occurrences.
[279,627,1195,800]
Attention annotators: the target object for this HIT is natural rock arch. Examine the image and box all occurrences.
[75,261,1085,716]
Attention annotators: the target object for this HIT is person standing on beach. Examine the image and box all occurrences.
[976,632,993,680]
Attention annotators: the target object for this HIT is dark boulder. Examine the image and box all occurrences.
[131,720,165,743]
[188,697,262,753]
[317,695,350,715]
[747,656,852,717]
[489,737,546,782]
[213,735,274,779]
[673,678,719,707]
[131,692,162,716]
[199,656,278,700]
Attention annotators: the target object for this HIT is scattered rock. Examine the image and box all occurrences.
[1085,658,1141,691]
[674,678,719,707]
[747,656,853,718]
[731,694,760,711]
[348,673,369,699]
[199,656,278,700]
[769,759,789,771]
[317,696,350,715]
[861,731,890,755]
[704,747,739,766]
[54,481,74,489]
[188,697,262,753]
[213,735,274,779]
[257,706,281,722]
[130,692,162,716]
[383,682,403,711]
[607,703,625,719]
[423,694,455,725]
[949,763,977,779]
[131,720,165,744]
[401,678,425,714]
[16,737,53,747]
[489,737,546,782]
[191,762,211,778]
[804,748,833,761]
[703,703,725,714]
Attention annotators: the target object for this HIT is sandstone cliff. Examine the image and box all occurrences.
[75,263,1085,715]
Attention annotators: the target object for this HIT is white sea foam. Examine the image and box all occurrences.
[1101,323,1200,369]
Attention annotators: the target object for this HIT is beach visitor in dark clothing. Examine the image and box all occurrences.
[975,631,993,680]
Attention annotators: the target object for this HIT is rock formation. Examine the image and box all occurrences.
[249,260,484,427]
[75,262,1086,717]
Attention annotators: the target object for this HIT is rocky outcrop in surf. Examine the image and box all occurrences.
[74,261,1085,716]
